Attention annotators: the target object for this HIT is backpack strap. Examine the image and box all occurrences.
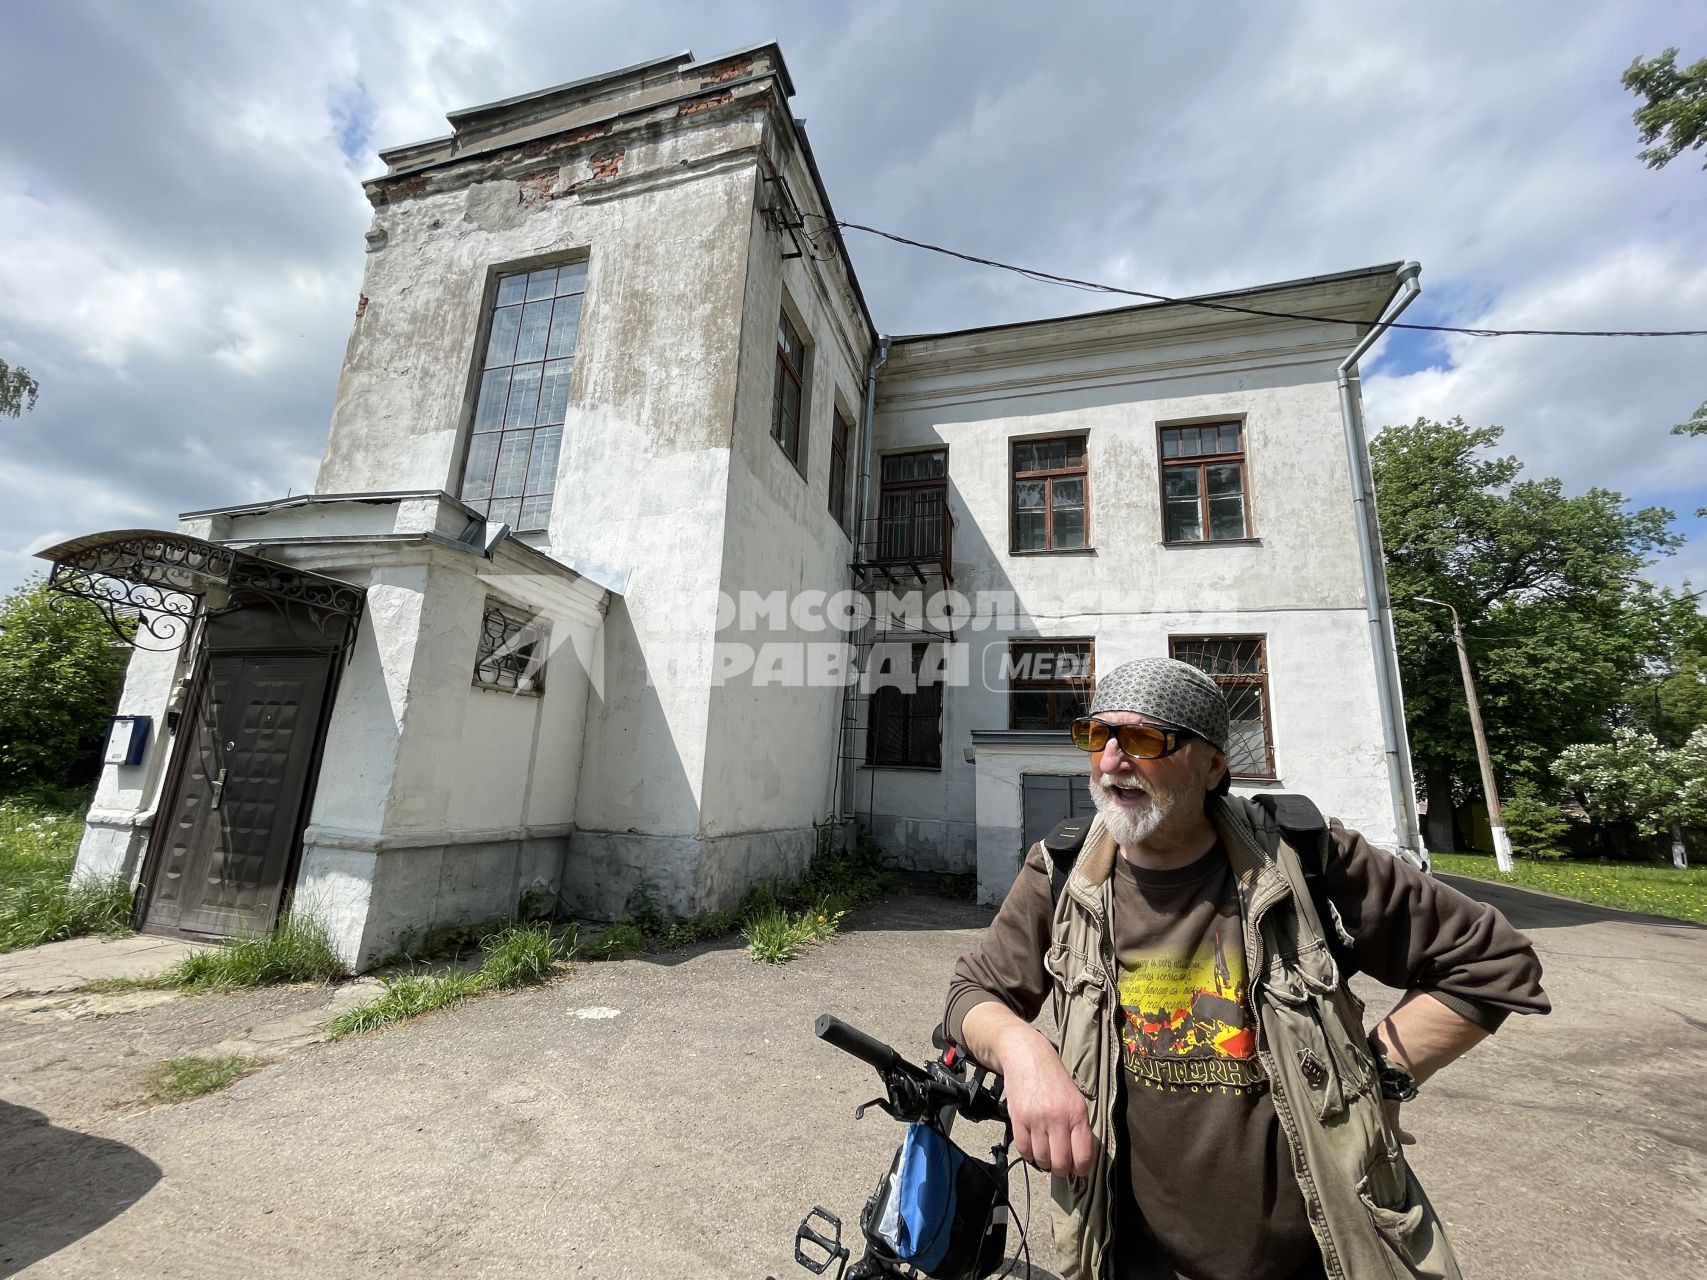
[1041,818,1092,907]
[1253,793,1355,964]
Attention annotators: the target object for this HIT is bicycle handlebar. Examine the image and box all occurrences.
[815,1014,927,1082]
[814,1013,1008,1126]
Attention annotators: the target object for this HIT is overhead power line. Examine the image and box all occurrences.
[810,216,1707,339]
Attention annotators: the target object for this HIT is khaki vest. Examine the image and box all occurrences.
[1043,795,1462,1280]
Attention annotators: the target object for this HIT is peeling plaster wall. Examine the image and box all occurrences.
[699,185,870,844]
[871,304,1399,888]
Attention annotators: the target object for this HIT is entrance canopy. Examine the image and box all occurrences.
[36,529,365,653]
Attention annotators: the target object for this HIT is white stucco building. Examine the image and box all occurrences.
[49,45,1422,968]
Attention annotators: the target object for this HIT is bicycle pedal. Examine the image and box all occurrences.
[794,1206,848,1275]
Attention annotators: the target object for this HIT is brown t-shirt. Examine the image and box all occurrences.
[944,822,1550,1280]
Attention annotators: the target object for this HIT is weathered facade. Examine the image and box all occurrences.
[54,44,1420,965]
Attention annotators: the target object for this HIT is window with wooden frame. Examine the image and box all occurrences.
[866,643,942,769]
[1159,421,1250,543]
[462,261,587,532]
[829,407,853,533]
[1012,437,1088,552]
[474,597,550,696]
[772,310,807,467]
[877,448,948,561]
[1008,639,1093,730]
[1169,636,1274,778]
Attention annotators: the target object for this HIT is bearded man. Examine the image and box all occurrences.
[945,657,1548,1280]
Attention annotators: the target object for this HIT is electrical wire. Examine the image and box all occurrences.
[805,215,1707,339]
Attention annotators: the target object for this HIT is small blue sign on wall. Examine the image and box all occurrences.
[104,715,151,767]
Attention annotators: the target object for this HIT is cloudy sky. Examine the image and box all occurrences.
[2,1,1704,598]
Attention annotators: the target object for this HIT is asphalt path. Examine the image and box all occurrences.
[2,877,1703,1278]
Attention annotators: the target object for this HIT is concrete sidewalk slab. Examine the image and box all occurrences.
[0,935,210,999]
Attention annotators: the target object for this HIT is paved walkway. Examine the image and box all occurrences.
[2,881,1704,1278]
[0,934,208,998]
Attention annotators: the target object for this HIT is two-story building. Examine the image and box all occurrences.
[46,45,1422,968]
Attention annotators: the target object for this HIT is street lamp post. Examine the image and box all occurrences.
[1416,596,1515,872]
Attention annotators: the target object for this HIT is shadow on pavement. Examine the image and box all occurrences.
[1436,873,1705,933]
[0,1100,162,1278]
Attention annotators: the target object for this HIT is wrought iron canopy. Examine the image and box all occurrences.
[36,529,365,653]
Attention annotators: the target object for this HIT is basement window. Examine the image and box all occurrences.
[474,597,549,695]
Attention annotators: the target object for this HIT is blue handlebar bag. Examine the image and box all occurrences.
[892,1122,962,1272]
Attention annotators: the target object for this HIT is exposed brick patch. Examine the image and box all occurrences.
[702,58,753,85]
[518,169,558,204]
[354,294,369,320]
[589,148,624,179]
[520,123,611,160]
[678,91,734,118]
[679,90,734,118]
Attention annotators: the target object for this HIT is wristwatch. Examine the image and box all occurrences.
[1368,1033,1420,1103]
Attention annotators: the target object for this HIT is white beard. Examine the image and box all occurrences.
[1088,774,1169,847]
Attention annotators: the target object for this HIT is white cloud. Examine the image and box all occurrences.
[0,0,1702,607]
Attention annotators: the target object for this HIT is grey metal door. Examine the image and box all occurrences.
[141,651,332,939]
[1021,773,1097,852]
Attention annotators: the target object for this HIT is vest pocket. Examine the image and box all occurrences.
[1046,941,1105,1097]
[1357,1154,1450,1277]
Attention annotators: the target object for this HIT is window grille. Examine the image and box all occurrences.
[1008,639,1094,729]
[1170,636,1274,778]
[877,448,948,561]
[474,598,549,695]
[867,643,942,769]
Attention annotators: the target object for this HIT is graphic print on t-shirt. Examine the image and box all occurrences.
[1117,919,1264,1093]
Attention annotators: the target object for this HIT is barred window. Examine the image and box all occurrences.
[1008,639,1093,729]
[1160,421,1250,543]
[1170,636,1274,778]
[877,448,948,561]
[474,598,549,695]
[461,261,587,532]
[867,643,942,769]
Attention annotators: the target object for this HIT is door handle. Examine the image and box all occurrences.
[210,767,228,810]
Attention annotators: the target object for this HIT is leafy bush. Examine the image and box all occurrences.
[0,577,133,789]
[1501,785,1571,861]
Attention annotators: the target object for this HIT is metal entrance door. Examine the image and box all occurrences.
[140,651,334,938]
[1021,773,1097,852]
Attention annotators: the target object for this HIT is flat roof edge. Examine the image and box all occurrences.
[889,261,1408,346]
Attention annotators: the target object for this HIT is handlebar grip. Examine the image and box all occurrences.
[815,1014,925,1081]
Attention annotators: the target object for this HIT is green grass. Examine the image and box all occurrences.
[147,1053,256,1102]
[617,826,897,965]
[0,789,131,953]
[742,895,848,965]
[90,912,346,993]
[1433,852,1707,924]
[326,922,565,1038]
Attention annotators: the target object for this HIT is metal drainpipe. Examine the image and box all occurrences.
[1338,262,1424,858]
[832,335,891,822]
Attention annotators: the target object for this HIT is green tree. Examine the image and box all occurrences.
[1623,48,1707,170]
[0,358,39,419]
[1624,49,1707,464]
[0,576,133,789]
[1554,726,1707,867]
[1373,418,1681,850]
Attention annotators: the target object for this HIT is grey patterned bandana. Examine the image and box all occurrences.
[1087,657,1229,752]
